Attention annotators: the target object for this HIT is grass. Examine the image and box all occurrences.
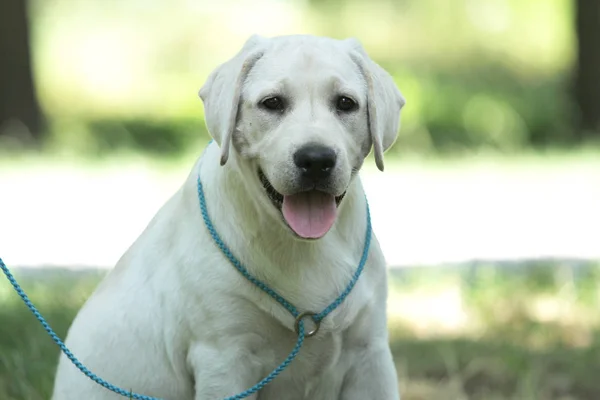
[1,262,599,400]
[395,337,600,400]
[388,261,600,400]
[0,269,103,400]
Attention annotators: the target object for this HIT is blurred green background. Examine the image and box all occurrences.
[1,0,599,399]
[2,0,599,157]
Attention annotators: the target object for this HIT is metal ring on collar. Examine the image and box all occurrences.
[294,311,320,338]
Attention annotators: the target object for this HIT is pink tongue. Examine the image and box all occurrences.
[282,191,337,239]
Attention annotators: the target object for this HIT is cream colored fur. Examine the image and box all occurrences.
[52,34,405,400]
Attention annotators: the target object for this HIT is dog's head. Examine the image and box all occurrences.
[199,34,405,240]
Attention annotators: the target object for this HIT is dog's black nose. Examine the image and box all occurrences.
[293,144,337,181]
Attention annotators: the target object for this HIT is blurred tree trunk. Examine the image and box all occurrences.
[574,0,600,137]
[0,0,45,141]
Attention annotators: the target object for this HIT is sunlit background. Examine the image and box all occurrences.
[1,0,599,399]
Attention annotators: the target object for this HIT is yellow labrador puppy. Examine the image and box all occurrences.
[52,34,405,400]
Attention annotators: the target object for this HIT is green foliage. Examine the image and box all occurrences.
[45,118,209,159]
[38,65,577,159]
[83,118,207,157]
[387,65,575,154]
[20,0,589,158]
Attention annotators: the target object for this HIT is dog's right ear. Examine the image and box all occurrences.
[199,35,267,166]
[343,38,405,172]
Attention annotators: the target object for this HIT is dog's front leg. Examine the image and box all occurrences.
[339,342,400,400]
[188,342,263,400]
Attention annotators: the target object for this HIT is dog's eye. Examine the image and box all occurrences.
[261,97,285,112]
[336,96,358,112]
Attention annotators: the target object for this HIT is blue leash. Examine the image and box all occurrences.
[0,159,372,400]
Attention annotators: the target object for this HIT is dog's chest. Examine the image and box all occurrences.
[255,328,348,400]
[187,215,381,399]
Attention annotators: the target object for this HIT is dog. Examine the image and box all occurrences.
[52,34,405,400]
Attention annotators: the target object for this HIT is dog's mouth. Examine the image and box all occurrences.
[258,169,345,239]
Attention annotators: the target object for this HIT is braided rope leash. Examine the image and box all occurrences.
[0,257,160,400]
[0,165,372,400]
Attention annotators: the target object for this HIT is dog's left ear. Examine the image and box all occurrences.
[343,38,406,172]
[199,35,268,166]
